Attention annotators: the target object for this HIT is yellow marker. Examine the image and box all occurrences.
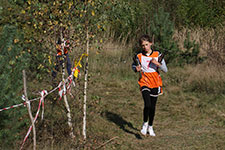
[74,68,79,78]
[74,53,88,68]
[73,53,89,78]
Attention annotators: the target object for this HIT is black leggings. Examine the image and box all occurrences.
[141,87,158,126]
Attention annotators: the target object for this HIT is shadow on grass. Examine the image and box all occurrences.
[105,111,142,139]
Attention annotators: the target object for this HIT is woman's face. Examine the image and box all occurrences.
[141,40,152,53]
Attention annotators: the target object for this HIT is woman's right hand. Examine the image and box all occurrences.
[136,65,141,72]
[151,58,161,67]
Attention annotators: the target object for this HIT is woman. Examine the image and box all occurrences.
[132,35,168,136]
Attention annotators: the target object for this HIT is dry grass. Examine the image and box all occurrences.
[185,64,225,93]
[165,63,225,94]
[83,40,225,149]
[174,27,225,65]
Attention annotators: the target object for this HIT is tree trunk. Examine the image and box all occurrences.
[60,30,75,139]
[83,27,89,140]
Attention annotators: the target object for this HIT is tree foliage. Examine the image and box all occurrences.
[0,25,31,148]
[177,0,225,28]
[0,0,133,148]
[148,8,179,63]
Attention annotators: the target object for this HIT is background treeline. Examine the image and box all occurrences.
[109,0,225,37]
[104,0,224,64]
[0,0,224,149]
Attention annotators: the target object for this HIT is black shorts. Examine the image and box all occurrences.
[141,86,162,97]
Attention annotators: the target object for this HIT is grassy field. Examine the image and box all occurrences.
[16,40,224,150]
[77,43,225,150]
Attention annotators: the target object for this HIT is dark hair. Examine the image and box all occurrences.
[139,34,152,46]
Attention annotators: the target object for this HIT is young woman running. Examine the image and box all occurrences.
[132,35,168,136]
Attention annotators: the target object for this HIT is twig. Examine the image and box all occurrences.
[95,136,119,150]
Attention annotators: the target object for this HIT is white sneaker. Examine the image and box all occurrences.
[148,126,156,136]
[141,122,148,135]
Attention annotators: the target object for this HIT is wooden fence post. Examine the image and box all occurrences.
[23,70,36,150]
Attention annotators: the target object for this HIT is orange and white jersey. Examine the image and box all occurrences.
[132,51,167,96]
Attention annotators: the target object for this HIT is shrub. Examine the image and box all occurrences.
[179,32,205,64]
